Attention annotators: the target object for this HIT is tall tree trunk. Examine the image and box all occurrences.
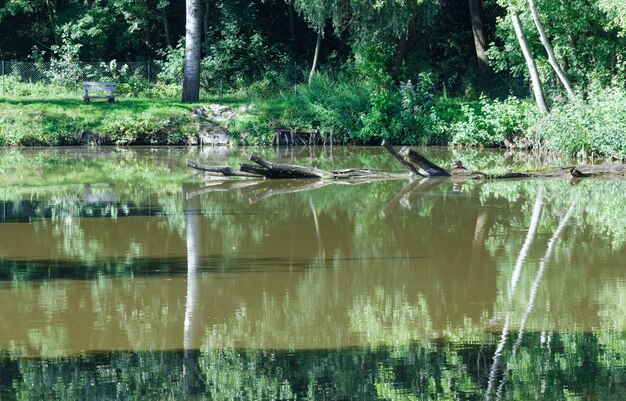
[203,0,211,45]
[391,34,410,81]
[144,21,152,52]
[182,0,201,102]
[288,3,298,52]
[509,6,548,113]
[611,48,617,80]
[528,0,575,99]
[391,8,418,81]
[567,34,577,59]
[45,0,59,46]
[162,5,172,48]
[468,0,489,77]
[308,31,322,86]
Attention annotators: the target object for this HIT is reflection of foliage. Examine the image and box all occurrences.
[349,287,432,348]
[200,348,296,400]
[1,148,626,400]
[479,179,626,250]
[4,331,626,399]
[0,147,191,186]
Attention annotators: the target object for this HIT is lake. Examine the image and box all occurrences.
[0,146,625,400]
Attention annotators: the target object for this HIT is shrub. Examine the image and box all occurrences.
[101,111,190,145]
[0,117,47,145]
[290,72,371,142]
[227,118,274,145]
[450,96,531,147]
[530,88,626,159]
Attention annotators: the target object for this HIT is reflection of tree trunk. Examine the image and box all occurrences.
[509,190,543,297]
[468,0,489,77]
[509,5,548,113]
[512,203,575,352]
[184,185,201,350]
[309,198,323,259]
[485,190,544,401]
[495,203,575,399]
[527,0,575,99]
[308,31,322,86]
[468,210,491,294]
[183,184,201,394]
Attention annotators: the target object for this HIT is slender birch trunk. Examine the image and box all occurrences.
[509,6,548,113]
[528,0,575,99]
[308,31,322,86]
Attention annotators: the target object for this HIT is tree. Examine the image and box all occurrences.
[308,31,322,85]
[527,0,575,99]
[598,0,626,34]
[182,0,201,102]
[158,0,172,48]
[291,0,337,85]
[468,0,489,77]
[509,4,548,113]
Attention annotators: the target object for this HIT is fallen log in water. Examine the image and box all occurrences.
[187,144,626,181]
[488,164,626,179]
[187,154,407,180]
[186,160,260,177]
[399,147,450,177]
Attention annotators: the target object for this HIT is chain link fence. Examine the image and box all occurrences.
[0,61,165,98]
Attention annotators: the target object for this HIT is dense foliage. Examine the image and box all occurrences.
[0,0,625,157]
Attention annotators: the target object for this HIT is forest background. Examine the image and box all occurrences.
[0,0,625,159]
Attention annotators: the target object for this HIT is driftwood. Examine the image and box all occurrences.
[186,160,259,177]
[399,147,450,177]
[188,154,407,180]
[487,164,626,179]
[382,141,420,175]
[187,144,626,181]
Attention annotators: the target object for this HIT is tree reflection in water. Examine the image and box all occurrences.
[0,148,625,399]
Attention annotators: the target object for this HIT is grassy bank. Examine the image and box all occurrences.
[1,84,625,160]
[0,98,199,146]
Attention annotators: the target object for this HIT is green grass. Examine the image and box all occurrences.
[0,95,273,146]
[0,97,203,146]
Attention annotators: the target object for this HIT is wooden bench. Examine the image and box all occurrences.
[83,81,116,103]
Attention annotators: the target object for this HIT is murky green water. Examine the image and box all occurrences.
[0,146,625,400]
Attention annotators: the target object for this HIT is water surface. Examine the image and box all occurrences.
[0,146,625,400]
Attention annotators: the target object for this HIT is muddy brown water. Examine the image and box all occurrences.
[0,146,625,399]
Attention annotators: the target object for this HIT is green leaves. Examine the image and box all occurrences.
[450,96,532,147]
[530,87,626,159]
